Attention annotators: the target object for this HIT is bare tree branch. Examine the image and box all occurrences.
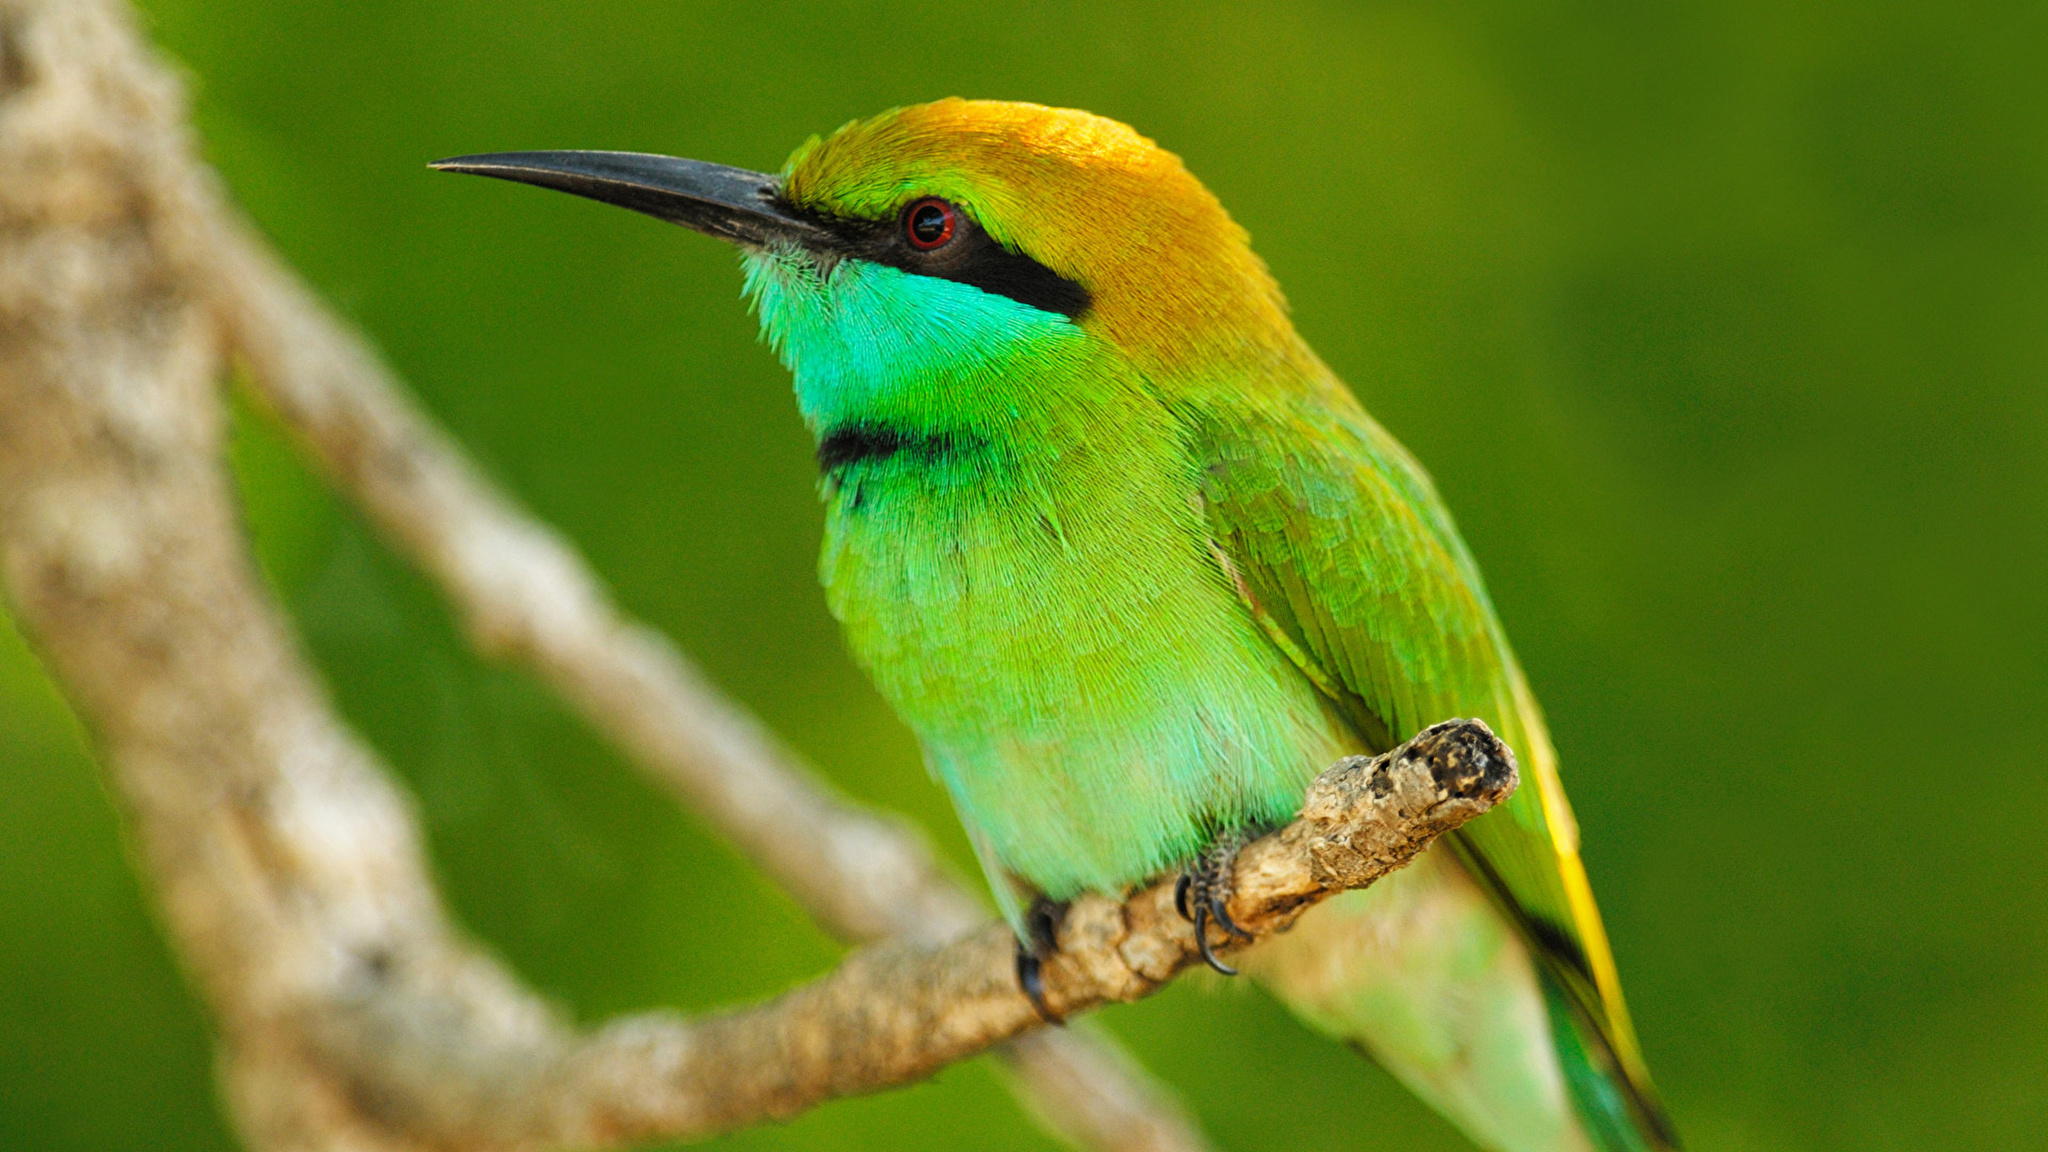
[489,724,1515,1137]
[210,215,981,947]
[189,27,1209,1152]
[0,3,1214,1148]
[203,105,1211,1152]
[0,1,1509,1150]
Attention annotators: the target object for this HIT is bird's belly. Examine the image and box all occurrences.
[819,469,1353,903]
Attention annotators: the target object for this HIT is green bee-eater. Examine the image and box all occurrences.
[438,98,1676,1152]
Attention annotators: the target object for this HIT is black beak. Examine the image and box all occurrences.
[429,150,834,249]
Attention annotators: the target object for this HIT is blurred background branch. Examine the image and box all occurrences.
[4,0,2045,1149]
[0,1,1220,1148]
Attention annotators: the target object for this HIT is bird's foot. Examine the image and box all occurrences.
[1175,835,1253,975]
[1014,895,1068,1025]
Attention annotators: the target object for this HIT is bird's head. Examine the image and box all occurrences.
[436,100,1312,444]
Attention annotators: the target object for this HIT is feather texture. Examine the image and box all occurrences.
[744,99,1676,1152]
[1197,381,1676,1149]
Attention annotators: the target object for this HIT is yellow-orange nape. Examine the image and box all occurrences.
[779,99,1316,376]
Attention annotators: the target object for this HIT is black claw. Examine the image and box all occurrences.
[1192,901,1238,976]
[1016,895,1068,1025]
[1178,831,1250,973]
[1015,944,1063,1024]
[1209,891,1252,940]
[1025,896,1068,956]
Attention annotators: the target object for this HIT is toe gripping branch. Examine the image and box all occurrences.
[1175,838,1253,975]
[1014,897,1068,1024]
[1012,844,1249,1022]
[1013,838,1249,1022]
[1009,720,1520,1023]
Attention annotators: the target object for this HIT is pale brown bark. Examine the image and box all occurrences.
[0,2,1514,1149]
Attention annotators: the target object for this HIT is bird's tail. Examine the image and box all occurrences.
[1537,962,1677,1152]
[1242,849,1676,1152]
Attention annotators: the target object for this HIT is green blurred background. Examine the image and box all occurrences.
[3,1,2044,1149]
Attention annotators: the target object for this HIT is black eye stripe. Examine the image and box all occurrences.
[786,198,1091,320]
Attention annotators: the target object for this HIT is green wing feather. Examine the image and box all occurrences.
[1197,382,1678,1149]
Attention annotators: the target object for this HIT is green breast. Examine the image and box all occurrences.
[816,385,1351,908]
[745,248,1353,909]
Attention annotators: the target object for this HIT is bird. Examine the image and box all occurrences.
[434,98,1678,1152]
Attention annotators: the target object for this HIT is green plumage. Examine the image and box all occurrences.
[748,239,1671,1150]
[480,98,1678,1152]
[750,255,1351,909]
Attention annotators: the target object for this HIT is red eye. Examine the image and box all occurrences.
[904,198,957,249]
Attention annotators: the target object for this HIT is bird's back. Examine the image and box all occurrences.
[1200,371,1678,1151]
